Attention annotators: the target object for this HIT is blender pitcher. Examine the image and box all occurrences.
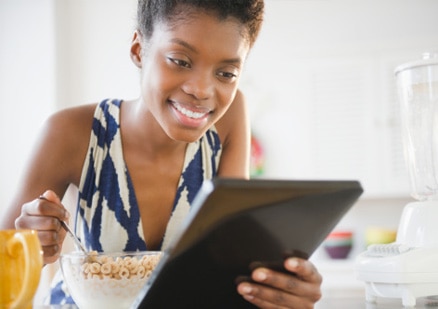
[396,51,438,201]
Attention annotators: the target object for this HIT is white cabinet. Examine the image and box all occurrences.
[242,51,426,198]
[240,0,438,198]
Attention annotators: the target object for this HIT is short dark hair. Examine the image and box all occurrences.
[137,0,264,47]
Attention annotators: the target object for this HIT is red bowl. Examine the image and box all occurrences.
[326,230,353,239]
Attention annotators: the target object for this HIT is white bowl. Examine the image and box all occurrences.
[60,251,162,309]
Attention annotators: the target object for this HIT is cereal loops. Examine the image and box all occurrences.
[79,252,162,280]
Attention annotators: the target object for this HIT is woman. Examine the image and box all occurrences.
[1,0,322,307]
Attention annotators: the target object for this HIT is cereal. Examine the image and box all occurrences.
[78,251,162,280]
[111,261,120,274]
[90,262,101,274]
[137,265,146,278]
[61,251,162,309]
[101,263,112,275]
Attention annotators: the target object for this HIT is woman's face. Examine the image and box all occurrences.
[135,11,250,143]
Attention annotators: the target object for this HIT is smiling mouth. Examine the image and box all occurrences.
[171,101,211,119]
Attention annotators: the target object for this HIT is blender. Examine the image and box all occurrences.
[355,51,438,307]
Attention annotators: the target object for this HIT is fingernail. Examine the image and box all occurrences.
[239,284,254,300]
[39,193,48,200]
[241,284,252,294]
[287,258,299,268]
[254,269,267,281]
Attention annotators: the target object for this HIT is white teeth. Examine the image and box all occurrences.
[172,102,207,119]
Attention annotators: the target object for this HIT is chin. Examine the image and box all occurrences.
[169,127,209,143]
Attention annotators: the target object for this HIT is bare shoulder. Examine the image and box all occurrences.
[215,89,248,145]
[34,103,98,185]
[45,103,96,137]
[214,89,250,178]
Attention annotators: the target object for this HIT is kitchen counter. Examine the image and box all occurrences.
[34,297,438,309]
[313,258,438,308]
[316,296,438,309]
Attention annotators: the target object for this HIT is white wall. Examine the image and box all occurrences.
[54,0,139,108]
[0,0,56,216]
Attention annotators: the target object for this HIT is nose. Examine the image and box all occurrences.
[181,72,214,100]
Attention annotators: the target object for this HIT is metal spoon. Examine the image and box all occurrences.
[59,220,88,254]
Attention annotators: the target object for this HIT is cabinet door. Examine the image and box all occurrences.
[304,55,413,198]
[242,51,429,198]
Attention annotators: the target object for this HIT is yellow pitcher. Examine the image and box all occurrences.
[0,229,43,309]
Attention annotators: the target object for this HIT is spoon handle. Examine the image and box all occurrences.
[60,220,88,253]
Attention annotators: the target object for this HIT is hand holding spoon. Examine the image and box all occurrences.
[38,194,87,254]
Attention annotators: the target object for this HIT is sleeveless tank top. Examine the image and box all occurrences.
[48,98,222,304]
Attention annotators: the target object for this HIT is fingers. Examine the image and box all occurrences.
[19,191,69,221]
[238,280,294,309]
[14,192,69,264]
[37,230,63,264]
[40,189,62,205]
[237,258,322,309]
[284,258,323,288]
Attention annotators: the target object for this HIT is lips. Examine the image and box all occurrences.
[171,101,211,119]
[170,101,212,129]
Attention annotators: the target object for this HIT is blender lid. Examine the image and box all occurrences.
[395,51,438,75]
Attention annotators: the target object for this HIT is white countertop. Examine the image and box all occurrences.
[33,297,438,309]
[316,296,438,309]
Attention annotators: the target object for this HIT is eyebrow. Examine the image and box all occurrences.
[170,38,243,65]
[170,38,197,53]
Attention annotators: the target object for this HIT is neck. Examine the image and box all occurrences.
[120,99,187,159]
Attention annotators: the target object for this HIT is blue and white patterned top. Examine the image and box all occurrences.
[48,98,222,304]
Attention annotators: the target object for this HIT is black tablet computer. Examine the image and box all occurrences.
[132,178,363,309]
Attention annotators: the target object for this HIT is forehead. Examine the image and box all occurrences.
[151,11,250,60]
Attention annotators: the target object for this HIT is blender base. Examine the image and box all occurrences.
[356,201,438,307]
[356,246,438,307]
[361,269,438,307]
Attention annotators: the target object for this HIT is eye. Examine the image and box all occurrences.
[167,57,191,69]
[217,70,238,82]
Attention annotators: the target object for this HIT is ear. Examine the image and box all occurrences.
[130,30,143,68]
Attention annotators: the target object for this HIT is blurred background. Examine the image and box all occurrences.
[1,0,438,303]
